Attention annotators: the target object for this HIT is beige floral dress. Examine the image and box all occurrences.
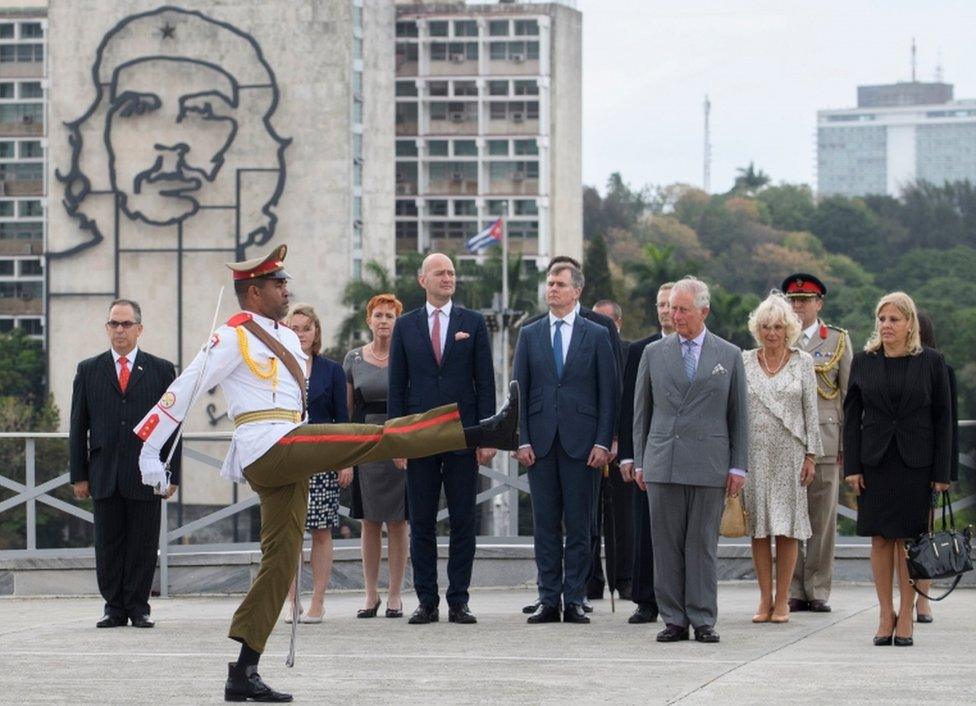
[742,349,823,539]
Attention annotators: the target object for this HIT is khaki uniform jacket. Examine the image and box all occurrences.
[801,322,852,461]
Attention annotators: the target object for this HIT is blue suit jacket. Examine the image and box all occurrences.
[308,355,349,425]
[512,314,619,460]
[388,304,496,449]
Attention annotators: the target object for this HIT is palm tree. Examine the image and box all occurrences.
[456,249,542,317]
[624,243,689,328]
[337,260,395,346]
[706,288,760,349]
[731,162,771,196]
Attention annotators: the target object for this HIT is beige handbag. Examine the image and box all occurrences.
[720,493,749,538]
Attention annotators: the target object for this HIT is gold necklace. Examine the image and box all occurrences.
[366,342,389,362]
[759,347,788,376]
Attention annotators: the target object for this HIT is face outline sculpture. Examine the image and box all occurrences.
[55,6,290,259]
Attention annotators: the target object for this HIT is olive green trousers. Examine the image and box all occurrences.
[228,404,466,652]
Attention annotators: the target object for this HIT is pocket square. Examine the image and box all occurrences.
[711,363,726,375]
[454,331,470,341]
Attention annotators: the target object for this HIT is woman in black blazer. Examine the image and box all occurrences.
[844,292,953,648]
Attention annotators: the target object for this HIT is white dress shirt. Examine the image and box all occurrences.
[111,346,139,377]
[802,320,819,347]
[426,300,453,355]
[548,308,576,366]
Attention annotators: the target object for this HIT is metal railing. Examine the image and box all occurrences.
[2,423,974,596]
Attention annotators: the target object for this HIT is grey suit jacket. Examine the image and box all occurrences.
[632,329,748,488]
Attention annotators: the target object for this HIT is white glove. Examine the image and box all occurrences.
[139,445,168,489]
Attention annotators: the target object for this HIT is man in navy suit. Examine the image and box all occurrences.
[388,252,496,625]
[513,263,619,624]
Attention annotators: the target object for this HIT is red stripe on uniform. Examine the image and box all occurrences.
[275,409,460,446]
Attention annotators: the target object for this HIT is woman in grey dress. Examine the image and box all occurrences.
[344,294,408,618]
[743,293,822,624]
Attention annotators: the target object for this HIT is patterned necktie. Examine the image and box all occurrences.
[682,339,697,382]
[118,355,130,393]
[553,320,565,379]
[431,309,442,365]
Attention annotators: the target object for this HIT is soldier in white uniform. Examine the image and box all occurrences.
[134,245,519,702]
[782,273,852,614]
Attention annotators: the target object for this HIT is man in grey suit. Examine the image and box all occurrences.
[632,276,748,643]
[513,263,619,624]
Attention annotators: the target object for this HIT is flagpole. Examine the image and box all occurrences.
[500,202,513,536]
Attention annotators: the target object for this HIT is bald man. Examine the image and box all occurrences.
[388,253,497,624]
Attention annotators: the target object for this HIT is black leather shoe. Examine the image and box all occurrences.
[130,615,155,628]
[408,604,439,624]
[788,598,810,612]
[694,625,720,643]
[448,604,477,624]
[628,604,659,624]
[808,600,832,613]
[916,611,933,624]
[563,604,590,624]
[894,635,914,647]
[581,597,594,614]
[476,381,519,450]
[656,624,689,642]
[225,662,292,702]
[522,599,541,615]
[96,614,127,628]
[526,604,561,624]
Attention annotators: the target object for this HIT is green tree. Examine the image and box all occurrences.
[729,162,771,196]
[707,288,761,349]
[582,233,614,305]
[810,196,889,268]
[624,243,690,329]
[757,183,816,232]
[337,260,396,346]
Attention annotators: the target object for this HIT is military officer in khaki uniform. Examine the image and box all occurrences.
[782,273,852,613]
[134,245,519,703]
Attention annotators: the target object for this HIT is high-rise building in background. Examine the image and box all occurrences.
[0,7,45,340]
[393,1,582,267]
[818,80,976,198]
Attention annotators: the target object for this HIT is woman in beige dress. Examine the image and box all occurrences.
[743,293,822,623]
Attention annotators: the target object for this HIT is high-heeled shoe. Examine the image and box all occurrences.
[752,612,772,623]
[283,607,303,624]
[874,613,896,646]
[386,600,404,618]
[770,612,790,624]
[895,614,914,646]
[915,607,933,624]
[357,598,382,619]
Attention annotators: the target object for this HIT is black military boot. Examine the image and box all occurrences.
[225,662,293,702]
[464,380,519,450]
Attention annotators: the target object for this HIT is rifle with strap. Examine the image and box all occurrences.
[240,319,308,418]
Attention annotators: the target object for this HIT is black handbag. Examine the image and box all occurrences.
[904,491,974,601]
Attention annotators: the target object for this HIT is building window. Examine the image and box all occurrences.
[428,200,448,216]
[454,81,477,96]
[428,140,449,156]
[353,220,363,250]
[488,80,508,96]
[514,199,538,215]
[18,200,42,217]
[514,139,538,155]
[0,259,12,275]
[0,162,43,181]
[0,83,13,98]
[353,37,363,60]
[489,20,508,36]
[0,318,12,333]
[454,20,478,37]
[19,22,43,39]
[19,141,41,158]
[429,21,448,37]
[0,24,12,39]
[0,221,41,240]
[514,80,539,96]
[486,200,506,215]
[19,318,43,335]
[454,200,477,216]
[0,202,12,217]
[396,81,418,97]
[453,140,477,156]
[0,103,43,125]
[514,20,540,36]
[508,220,539,240]
[0,141,12,158]
[19,259,42,276]
[396,21,418,38]
[395,42,419,64]
[19,81,42,99]
[395,199,418,216]
[353,133,363,160]
[0,281,42,300]
[428,80,449,96]
[489,42,507,61]
[396,220,418,240]
[429,220,472,240]
[353,161,362,187]
[353,97,363,122]
[396,140,418,157]
[487,140,508,156]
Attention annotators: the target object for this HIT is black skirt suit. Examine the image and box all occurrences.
[843,347,953,539]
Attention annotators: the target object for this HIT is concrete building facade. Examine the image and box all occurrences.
[818,81,976,198]
[393,1,581,267]
[0,6,46,340]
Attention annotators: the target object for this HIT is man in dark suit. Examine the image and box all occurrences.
[618,281,675,624]
[520,256,623,613]
[513,262,619,624]
[388,252,496,625]
[70,298,180,628]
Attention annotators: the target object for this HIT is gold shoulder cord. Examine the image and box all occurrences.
[814,330,845,400]
[236,325,279,390]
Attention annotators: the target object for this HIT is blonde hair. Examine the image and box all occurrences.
[286,303,322,355]
[748,292,802,347]
[864,291,923,355]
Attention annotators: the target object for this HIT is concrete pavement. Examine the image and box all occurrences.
[1,584,974,704]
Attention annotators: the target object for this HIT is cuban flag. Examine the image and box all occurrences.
[465,218,503,253]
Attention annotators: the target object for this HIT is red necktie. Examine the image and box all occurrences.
[118,355,130,393]
[431,309,442,365]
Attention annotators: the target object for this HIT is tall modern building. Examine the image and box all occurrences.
[0,6,45,340]
[818,81,976,198]
[394,1,582,267]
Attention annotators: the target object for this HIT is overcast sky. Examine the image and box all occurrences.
[578,0,976,194]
